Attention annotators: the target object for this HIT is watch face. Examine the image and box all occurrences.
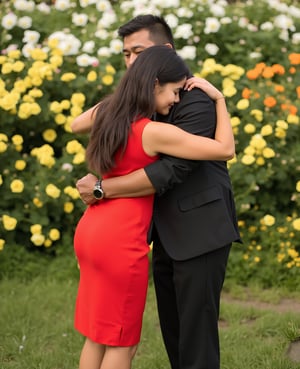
[93,188,103,199]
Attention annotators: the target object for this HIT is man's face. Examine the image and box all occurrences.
[122,29,156,68]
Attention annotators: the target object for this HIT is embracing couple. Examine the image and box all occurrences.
[71,14,241,369]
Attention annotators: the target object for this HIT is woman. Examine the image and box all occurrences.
[74,45,234,369]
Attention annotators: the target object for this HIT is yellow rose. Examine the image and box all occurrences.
[288,249,299,258]
[250,134,266,150]
[260,124,273,136]
[0,141,8,153]
[244,146,255,155]
[262,147,275,159]
[12,134,23,145]
[18,103,32,119]
[256,157,265,166]
[60,99,71,110]
[49,228,60,241]
[0,174,3,185]
[296,181,300,192]
[2,214,17,231]
[48,38,59,49]
[287,114,299,125]
[250,109,263,122]
[64,201,74,213]
[29,88,43,98]
[33,197,43,208]
[45,184,61,198]
[30,102,42,115]
[61,73,76,82]
[73,152,85,164]
[102,74,114,86]
[230,116,241,127]
[0,93,19,111]
[64,186,80,199]
[71,93,85,107]
[248,226,257,233]
[87,71,98,82]
[49,55,63,68]
[70,106,83,117]
[14,80,27,93]
[241,154,255,165]
[236,98,249,110]
[276,120,288,129]
[10,179,24,193]
[44,239,52,248]
[31,233,45,246]
[292,218,300,231]
[221,64,244,79]
[50,101,63,114]
[0,239,5,251]
[39,155,55,168]
[7,50,21,59]
[30,224,42,234]
[222,85,237,97]
[12,61,25,72]
[43,129,57,143]
[0,133,8,142]
[23,94,34,103]
[275,127,286,139]
[244,123,256,134]
[105,64,116,74]
[262,214,275,226]
[66,140,84,154]
[55,113,66,125]
[30,48,48,61]
[15,160,26,170]
[0,56,7,64]
[2,62,13,74]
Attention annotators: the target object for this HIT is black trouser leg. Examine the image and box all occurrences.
[152,239,180,369]
[153,241,231,369]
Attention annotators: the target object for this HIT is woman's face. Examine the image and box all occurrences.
[154,78,186,115]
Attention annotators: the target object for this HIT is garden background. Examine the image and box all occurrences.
[0,0,300,289]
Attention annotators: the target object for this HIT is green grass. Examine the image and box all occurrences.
[1,256,300,369]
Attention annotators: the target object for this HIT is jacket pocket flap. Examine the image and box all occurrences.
[179,186,222,212]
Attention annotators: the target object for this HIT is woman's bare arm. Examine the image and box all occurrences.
[143,78,235,161]
[71,105,97,133]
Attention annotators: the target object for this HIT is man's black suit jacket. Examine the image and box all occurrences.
[144,88,241,261]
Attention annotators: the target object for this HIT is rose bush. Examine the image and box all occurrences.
[0,0,299,286]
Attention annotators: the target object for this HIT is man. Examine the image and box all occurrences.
[72,14,241,369]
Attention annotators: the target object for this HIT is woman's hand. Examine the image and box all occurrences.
[184,77,224,101]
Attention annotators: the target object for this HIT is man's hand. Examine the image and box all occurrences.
[76,173,98,205]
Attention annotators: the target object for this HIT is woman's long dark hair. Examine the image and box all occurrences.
[86,45,190,175]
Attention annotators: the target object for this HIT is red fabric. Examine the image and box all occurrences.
[74,118,157,346]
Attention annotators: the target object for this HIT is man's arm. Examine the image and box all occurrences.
[76,89,216,203]
[76,170,155,204]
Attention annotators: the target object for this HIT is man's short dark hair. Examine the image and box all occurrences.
[118,14,175,48]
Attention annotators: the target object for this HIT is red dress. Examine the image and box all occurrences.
[74,118,157,346]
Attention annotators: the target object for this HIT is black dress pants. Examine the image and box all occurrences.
[152,239,231,369]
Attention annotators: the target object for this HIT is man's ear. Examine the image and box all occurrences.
[164,43,173,49]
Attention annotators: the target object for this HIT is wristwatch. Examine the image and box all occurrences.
[93,179,105,200]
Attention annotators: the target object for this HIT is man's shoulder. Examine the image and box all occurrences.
[179,87,213,105]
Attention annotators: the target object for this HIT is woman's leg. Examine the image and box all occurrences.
[100,345,138,369]
[79,337,105,369]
